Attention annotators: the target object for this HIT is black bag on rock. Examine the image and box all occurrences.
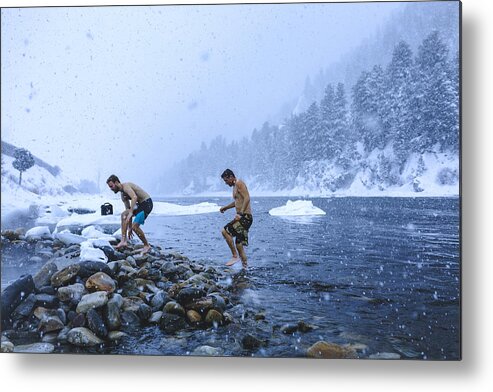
[101,203,113,216]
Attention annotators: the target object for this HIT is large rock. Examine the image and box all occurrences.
[186,297,214,314]
[137,304,153,321]
[159,313,187,334]
[54,231,86,246]
[32,262,58,289]
[163,301,186,317]
[306,341,358,359]
[86,309,108,338]
[205,309,223,326]
[186,310,202,325]
[80,246,108,263]
[122,296,144,312]
[242,334,266,350]
[85,272,116,293]
[38,315,65,334]
[175,286,207,306]
[67,327,103,347]
[12,293,37,320]
[51,264,80,288]
[150,291,169,311]
[34,294,60,309]
[1,274,35,330]
[191,345,223,356]
[57,283,86,303]
[25,226,52,240]
[76,291,108,313]
[77,261,113,279]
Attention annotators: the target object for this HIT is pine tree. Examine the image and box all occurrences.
[385,40,415,163]
[414,31,457,152]
[319,84,336,159]
[12,147,35,186]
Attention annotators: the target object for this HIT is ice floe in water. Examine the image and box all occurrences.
[269,200,326,216]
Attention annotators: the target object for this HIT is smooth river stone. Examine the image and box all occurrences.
[85,272,116,293]
[50,264,80,288]
[57,283,85,303]
[32,262,58,289]
[306,341,358,359]
[67,327,103,347]
[76,291,108,313]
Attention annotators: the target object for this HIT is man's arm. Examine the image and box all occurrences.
[122,184,138,217]
[220,201,236,213]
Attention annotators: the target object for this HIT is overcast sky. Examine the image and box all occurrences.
[1,2,403,191]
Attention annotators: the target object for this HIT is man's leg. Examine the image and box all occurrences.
[132,222,151,254]
[222,228,240,265]
[115,212,129,249]
[236,243,248,268]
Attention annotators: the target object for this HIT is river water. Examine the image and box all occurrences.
[1,197,460,359]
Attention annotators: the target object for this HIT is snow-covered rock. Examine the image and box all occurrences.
[25,226,52,240]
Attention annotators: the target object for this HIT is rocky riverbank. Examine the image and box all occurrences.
[1,227,373,359]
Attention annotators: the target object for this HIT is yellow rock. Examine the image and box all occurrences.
[306,341,357,359]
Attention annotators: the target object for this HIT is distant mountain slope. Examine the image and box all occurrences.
[2,140,61,177]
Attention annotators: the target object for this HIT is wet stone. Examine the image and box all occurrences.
[163,301,186,318]
[242,334,266,350]
[51,264,80,288]
[186,310,202,325]
[205,309,223,326]
[32,262,58,289]
[150,291,169,311]
[137,303,153,321]
[306,341,358,359]
[86,309,108,338]
[67,327,103,347]
[37,286,56,295]
[38,315,64,334]
[159,313,187,334]
[121,311,141,328]
[78,261,113,279]
[12,293,37,319]
[76,291,108,313]
[85,272,116,293]
[35,294,60,309]
[71,313,86,328]
[57,283,85,303]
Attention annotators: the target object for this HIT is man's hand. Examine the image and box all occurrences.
[220,206,226,213]
[125,210,133,223]
[234,214,241,222]
[128,227,134,240]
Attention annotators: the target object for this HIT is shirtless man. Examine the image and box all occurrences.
[106,174,153,254]
[219,169,253,268]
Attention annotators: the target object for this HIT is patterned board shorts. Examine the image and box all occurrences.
[224,213,253,246]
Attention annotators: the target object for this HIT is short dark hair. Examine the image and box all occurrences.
[221,169,235,179]
[106,174,120,184]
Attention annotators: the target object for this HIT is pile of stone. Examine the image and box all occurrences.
[1,230,232,354]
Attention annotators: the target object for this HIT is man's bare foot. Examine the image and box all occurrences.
[140,244,151,255]
[115,241,128,249]
[225,257,240,266]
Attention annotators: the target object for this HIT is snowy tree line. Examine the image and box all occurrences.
[160,31,459,194]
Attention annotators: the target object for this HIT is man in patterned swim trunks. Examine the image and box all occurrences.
[219,169,253,268]
[106,174,153,255]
